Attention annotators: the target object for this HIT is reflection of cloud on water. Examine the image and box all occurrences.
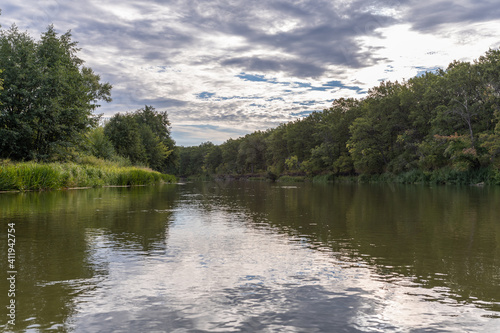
[67,199,499,332]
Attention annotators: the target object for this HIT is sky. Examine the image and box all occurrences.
[1,0,500,146]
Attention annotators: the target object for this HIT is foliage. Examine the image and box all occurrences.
[0,25,111,160]
[104,106,174,172]
[86,127,117,160]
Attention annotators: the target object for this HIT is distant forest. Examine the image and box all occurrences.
[175,48,500,183]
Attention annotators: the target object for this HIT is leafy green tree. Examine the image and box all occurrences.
[219,138,242,174]
[404,71,444,140]
[305,98,360,174]
[204,144,223,174]
[86,127,116,160]
[237,132,267,173]
[177,142,213,177]
[348,81,409,173]
[433,61,490,150]
[477,49,500,104]
[265,124,289,174]
[104,113,146,165]
[138,124,171,171]
[133,105,174,171]
[103,106,174,171]
[0,25,112,160]
[285,114,322,162]
[348,117,388,173]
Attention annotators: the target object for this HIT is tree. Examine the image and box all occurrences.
[177,143,213,177]
[348,81,410,173]
[266,124,289,174]
[0,25,112,160]
[436,61,489,150]
[204,144,222,174]
[306,98,360,174]
[103,106,174,171]
[284,114,322,162]
[133,105,175,171]
[348,117,388,174]
[86,127,116,160]
[219,138,242,174]
[104,113,146,164]
[237,132,267,173]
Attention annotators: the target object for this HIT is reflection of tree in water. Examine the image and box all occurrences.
[0,184,179,331]
[194,181,500,312]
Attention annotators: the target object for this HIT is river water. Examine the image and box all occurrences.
[1,181,500,332]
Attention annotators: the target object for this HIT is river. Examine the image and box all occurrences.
[1,181,500,332]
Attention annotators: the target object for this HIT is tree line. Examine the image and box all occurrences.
[0,23,176,173]
[175,48,500,181]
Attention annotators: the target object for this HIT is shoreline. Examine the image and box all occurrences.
[182,167,500,186]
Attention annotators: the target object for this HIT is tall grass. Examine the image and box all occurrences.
[0,159,176,191]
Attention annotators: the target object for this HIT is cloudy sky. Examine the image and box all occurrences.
[1,0,500,146]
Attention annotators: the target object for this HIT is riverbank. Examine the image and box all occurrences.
[0,160,176,192]
[184,167,500,186]
[324,167,500,185]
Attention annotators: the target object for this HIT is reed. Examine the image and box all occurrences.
[0,160,176,191]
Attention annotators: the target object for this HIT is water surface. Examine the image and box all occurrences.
[1,182,500,332]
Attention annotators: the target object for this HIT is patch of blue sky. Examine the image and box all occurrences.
[291,80,363,93]
[384,65,395,73]
[293,100,317,106]
[196,91,216,99]
[157,66,169,73]
[415,66,441,77]
[235,73,278,84]
[292,82,312,88]
[291,110,315,117]
[321,81,364,92]
[249,103,267,108]
[236,72,290,86]
[266,97,285,102]
[215,95,261,101]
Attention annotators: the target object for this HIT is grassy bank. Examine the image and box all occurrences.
[0,159,176,191]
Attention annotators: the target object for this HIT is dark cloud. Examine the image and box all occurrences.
[222,56,325,78]
[403,0,500,32]
[178,0,398,77]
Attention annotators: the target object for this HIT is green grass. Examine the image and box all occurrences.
[0,159,176,191]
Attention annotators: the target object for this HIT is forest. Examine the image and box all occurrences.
[175,49,500,184]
